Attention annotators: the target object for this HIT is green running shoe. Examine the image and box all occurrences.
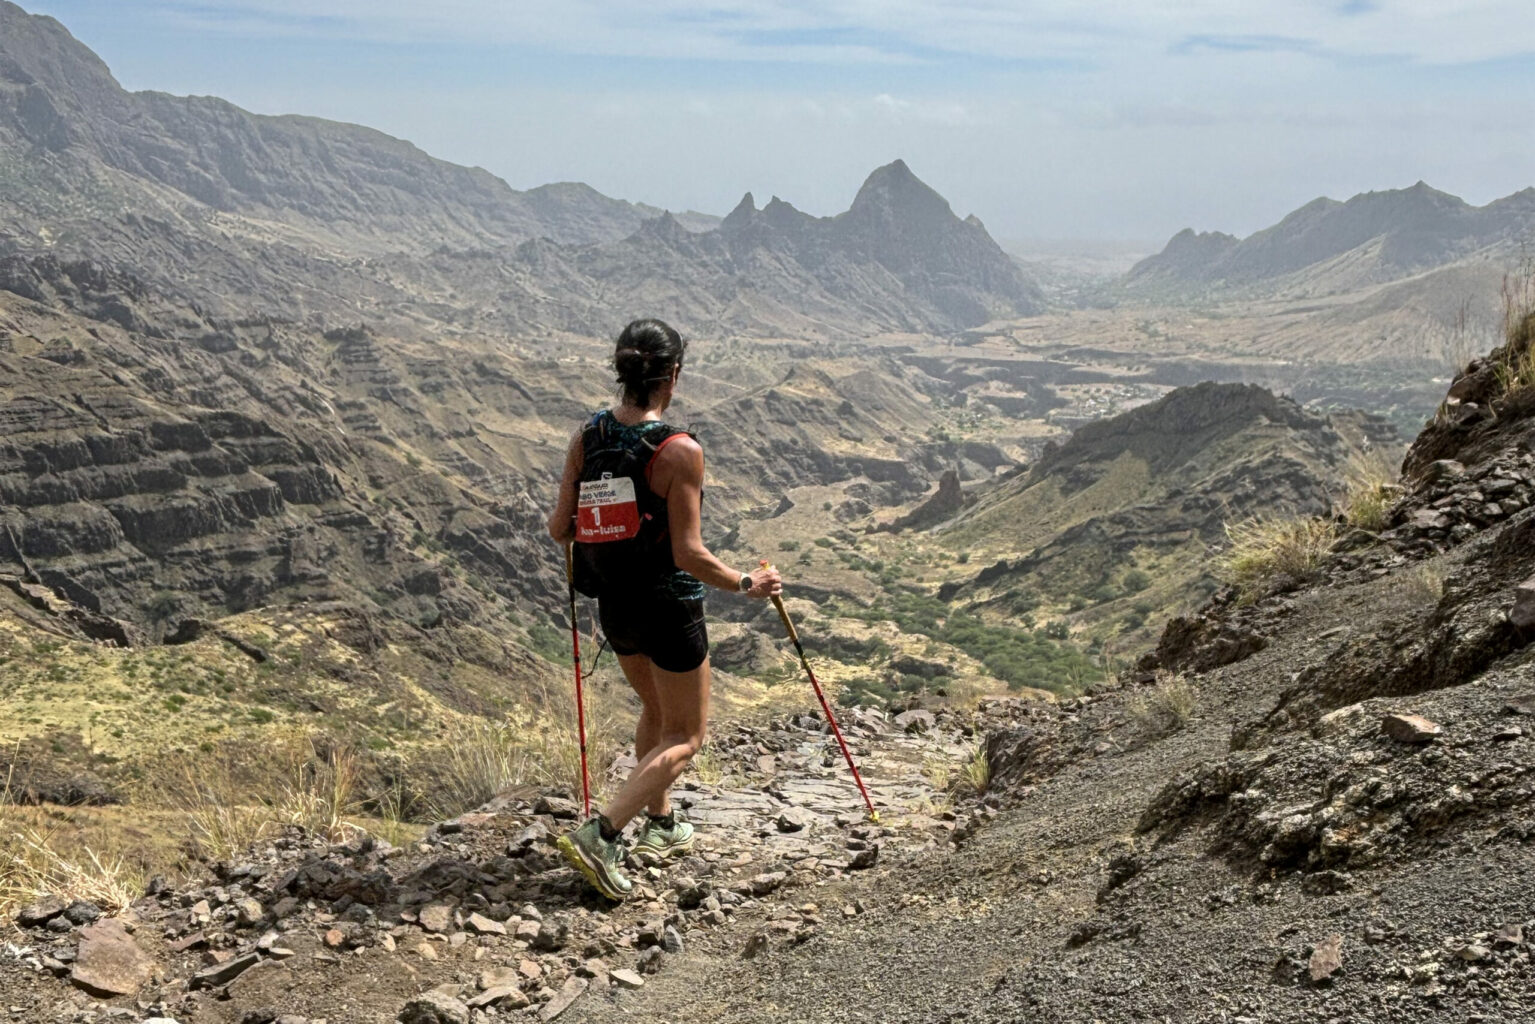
[632,813,695,858]
[556,818,633,901]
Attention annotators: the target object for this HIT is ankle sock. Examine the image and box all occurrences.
[647,811,676,830]
[597,814,622,843]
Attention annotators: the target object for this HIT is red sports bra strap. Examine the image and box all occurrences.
[645,431,692,484]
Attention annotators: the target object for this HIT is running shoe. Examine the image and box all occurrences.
[556,818,633,901]
[632,813,695,858]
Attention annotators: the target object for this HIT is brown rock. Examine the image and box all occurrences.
[468,985,530,1010]
[518,958,543,980]
[539,976,588,1021]
[417,902,454,934]
[1381,713,1441,743]
[323,928,346,948]
[1309,933,1344,983]
[70,918,155,997]
[466,912,505,936]
[741,930,769,960]
[235,898,265,926]
[479,967,520,990]
[1495,923,1525,947]
[167,930,208,953]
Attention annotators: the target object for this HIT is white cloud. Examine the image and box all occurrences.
[144,1,1535,65]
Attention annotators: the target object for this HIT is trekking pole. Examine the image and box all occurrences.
[564,543,592,819]
[761,561,879,822]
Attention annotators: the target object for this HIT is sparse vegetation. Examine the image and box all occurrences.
[1218,514,1338,600]
[1127,671,1197,737]
[689,743,726,786]
[1339,452,1400,533]
[1,751,146,918]
[1496,265,1535,401]
[1404,563,1445,604]
[959,744,990,796]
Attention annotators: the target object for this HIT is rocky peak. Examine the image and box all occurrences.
[845,158,958,233]
[721,192,757,230]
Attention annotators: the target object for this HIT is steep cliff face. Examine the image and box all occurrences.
[0,261,567,641]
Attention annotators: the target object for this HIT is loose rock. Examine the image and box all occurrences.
[1309,933,1344,984]
[70,918,155,998]
[1380,713,1441,743]
[398,991,470,1024]
[539,977,588,1021]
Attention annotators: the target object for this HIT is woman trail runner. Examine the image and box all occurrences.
[546,317,781,900]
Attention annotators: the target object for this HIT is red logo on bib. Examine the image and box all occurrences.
[576,477,641,543]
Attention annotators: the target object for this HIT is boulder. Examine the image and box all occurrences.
[70,918,155,997]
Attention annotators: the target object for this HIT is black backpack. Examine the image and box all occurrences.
[571,413,693,598]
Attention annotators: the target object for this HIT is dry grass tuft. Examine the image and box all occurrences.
[1127,671,1197,737]
[1,752,145,919]
[1403,563,1446,604]
[419,698,624,823]
[959,744,991,796]
[688,744,727,786]
[1495,266,1535,400]
[1218,515,1338,600]
[167,735,368,859]
[277,742,364,844]
[0,825,144,921]
[1338,452,1400,534]
[921,744,990,798]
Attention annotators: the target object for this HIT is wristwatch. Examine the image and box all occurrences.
[738,573,753,592]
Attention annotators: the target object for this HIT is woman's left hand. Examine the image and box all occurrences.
[745,564,782,599]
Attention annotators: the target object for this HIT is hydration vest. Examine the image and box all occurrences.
[571,412,694,598]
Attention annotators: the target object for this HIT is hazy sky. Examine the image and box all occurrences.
[21,1,1535,244]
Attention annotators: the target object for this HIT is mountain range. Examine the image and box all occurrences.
[0,1,1036,336]
[1126,181,1535,298]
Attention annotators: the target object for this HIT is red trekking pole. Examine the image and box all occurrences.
[763,562,879,821]
[564,544,592,819]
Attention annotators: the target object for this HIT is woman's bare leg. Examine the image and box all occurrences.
[614,652,670,817]
[601,657,710,830]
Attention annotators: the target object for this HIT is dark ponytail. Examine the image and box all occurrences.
[614,318,686,408]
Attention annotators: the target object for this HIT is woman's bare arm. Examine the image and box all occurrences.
[546,430,582,543]
[654,437,780,598]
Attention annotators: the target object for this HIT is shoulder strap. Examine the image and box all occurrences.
[645,430,694,482]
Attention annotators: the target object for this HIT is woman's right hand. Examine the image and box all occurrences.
[746,564,782,599]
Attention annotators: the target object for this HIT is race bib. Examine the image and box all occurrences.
[576,476,640,542]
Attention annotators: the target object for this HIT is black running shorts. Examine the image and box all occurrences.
[597,595,709,673]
